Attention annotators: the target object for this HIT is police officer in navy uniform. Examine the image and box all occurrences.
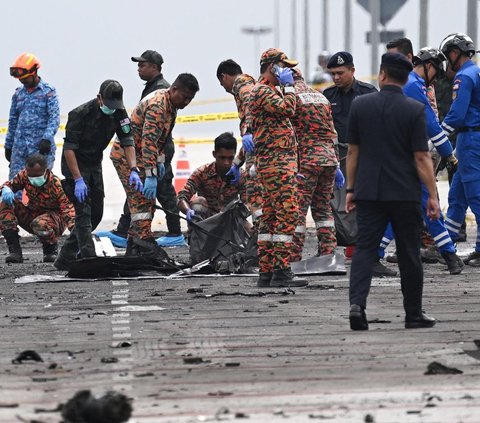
[440,33,480,266]
[345,53,440,331]
[323,51,376,174]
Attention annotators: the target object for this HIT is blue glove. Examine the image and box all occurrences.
[129,170,143,192]
[142,176,157,199]
[242,134,254,154]
[277,67,294,86]
[225,163,240,185]
[157,163,166,181]
[186,208,196,222]
[1,186,14,206]
[74,177,88,203]
[335,168,345,189]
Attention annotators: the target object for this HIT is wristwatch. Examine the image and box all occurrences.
[345,188,354,193]
[130,166,140,173]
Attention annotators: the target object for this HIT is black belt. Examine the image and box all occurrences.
[457,126,480,132]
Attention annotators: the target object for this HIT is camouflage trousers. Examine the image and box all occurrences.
[244,153,264,223]
[0,199,68,244]
[255,150,299,273]
[291,165,337,261]
[110,143,156,240]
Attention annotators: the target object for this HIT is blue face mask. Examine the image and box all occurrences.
[100,104,116,115]
[28,174,47,187]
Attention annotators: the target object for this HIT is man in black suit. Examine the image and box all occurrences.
[345,52,440,331]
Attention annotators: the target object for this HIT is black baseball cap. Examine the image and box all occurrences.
[131,50,164,67]
[381,52,413,72]
[327,51,354,68]
[99,80,124,109]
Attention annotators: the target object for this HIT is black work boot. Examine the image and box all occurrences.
[271,268,308,287]
[257,272,272,288]
[3,229,23,263]
[42,242,58,263]
[372,258,397,277]
[464,250,480,267]
[441,251,464,275]
[125,237,139,256]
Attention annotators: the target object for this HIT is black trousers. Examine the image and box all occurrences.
[116,160,181,237]
[349,200,424,317]
[59,167,104,259]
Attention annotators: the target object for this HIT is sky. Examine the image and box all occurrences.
[0,0,473,139]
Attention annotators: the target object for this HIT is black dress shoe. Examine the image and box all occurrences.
[405,312,436,329]
[349,304,368,331]
[257,272,272,287]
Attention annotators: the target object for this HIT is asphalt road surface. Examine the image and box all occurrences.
[0,226,479,423]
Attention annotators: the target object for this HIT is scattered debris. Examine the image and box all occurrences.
[367,318,392,324]
[225,362,241,367]
[207,391,233,397]
[187,288,204,293]
[34,404,63,413]
[364,414,375,423]
[424,361,463,375]
[183,357,210,365]
[198,288,295,299]
[0,403,19,408]
[134,372,154,378]
[112,341,132,349]
[61,390,132,423]
[12,350,43,364]
[101,357,119,364]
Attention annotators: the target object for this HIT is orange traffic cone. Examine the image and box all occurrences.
[174,144,192,193]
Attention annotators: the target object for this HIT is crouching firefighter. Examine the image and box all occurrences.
[54,80,141,271]
[0,153,74,263]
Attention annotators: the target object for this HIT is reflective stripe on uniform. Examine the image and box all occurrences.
[272,234,293,243]
[252,209,263,218]
[315,220,335,228]
[444,217,461,234]
[294,225,306,234]
[258,233,273,242]
[131,212,152,222]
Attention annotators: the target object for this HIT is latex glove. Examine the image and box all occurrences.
[142,176,157,199]
[249,165,257,178]
[74,177,88,203]
[445,154,458,174]
[335,168,345,189]
[129,170,143,192]
[242,133,254,154]
[38,139,51,155]
[277,67,294,86]
[157,163,166,181]
[225,163,240,185]
[186,208,196,222]
[1,186,14,206]
[5,148,12,163]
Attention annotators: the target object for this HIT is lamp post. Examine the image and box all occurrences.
[242,26,273,70]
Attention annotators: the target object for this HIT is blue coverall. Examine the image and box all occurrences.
[5,79,60,179]
[442,60,480,252]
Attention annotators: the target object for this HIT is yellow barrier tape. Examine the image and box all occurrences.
[0,111,240,135]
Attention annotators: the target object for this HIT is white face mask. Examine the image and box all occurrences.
[28,173,47,187]
[100,104,116,115]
